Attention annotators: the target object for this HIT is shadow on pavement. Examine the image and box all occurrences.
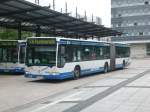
[28,78,75,84]
[27,71,107,84]
[0,68,126,83]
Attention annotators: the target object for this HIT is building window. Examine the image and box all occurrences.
[145,1,149,5]
[118,14,122,17]
[139,32,143,36]
[134,22,138,26]
[118,23,122,27]
[111,24,116,27]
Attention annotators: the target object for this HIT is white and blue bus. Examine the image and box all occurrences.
[0,40,26,74]
[25,37,130,80]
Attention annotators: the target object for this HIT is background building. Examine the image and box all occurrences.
[76,14,102,25]
[111,0,150,58]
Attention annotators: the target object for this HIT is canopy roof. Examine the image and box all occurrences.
[0,0,121,38]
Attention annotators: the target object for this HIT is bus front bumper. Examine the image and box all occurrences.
[25,72,73,80]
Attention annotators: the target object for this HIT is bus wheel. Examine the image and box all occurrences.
[123,60,126,69]
[74,66,81,79]
[104,63,108,73]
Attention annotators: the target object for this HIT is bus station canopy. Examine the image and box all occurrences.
[0,0,121,39]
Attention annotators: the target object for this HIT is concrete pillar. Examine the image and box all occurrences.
[110,43,116,71]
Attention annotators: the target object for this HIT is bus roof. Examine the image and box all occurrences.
[27,37,111,44]
[27,37,130,47]
[114,42,130,47]
[0,40,26,43]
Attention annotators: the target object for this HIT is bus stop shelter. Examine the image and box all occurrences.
[0,0,121,40]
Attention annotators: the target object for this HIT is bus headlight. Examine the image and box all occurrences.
[25,71,30,74]
[52,73,60,75]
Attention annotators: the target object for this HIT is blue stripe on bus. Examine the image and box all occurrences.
[25,64,125,80]
[25,72,73,80]
[25,67,106,80]
[58,40,109,46]
[0,68,25,74]
[44,72,74,79]
[81,67,105,76]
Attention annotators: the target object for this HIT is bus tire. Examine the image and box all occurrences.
[122,60,126,69]
[73,66,81,79]
[104,63,108,73]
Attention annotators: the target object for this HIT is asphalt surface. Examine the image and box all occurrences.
[1,58,150,112]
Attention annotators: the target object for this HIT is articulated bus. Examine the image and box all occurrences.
[25,37,130,80]
[0,40,26,74]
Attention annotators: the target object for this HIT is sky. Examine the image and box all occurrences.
[26,0,111,27]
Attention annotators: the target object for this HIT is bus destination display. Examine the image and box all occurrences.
[28,39,56,45]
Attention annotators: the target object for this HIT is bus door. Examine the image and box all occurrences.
[0,47,7,69]
[110,43,116,71]
[19,43,26,64]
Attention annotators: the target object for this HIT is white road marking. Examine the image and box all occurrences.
[30,91,83,112]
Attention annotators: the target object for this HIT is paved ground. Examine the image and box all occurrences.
[1,58,150,112]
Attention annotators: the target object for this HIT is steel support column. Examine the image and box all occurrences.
[92,35,94,40]
[18,22,22,40]
[36,25,41,37]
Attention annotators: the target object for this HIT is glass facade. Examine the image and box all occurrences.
[111,0,150,38]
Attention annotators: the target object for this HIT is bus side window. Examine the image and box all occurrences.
[58,45,66,68]
[72,46,82,62]
[83,46,96,61]
[66,45,74,62]
[116,47,123,58]
[103,46,110,59]
[77,50,81,61]
[91,47,96,60]
[100,47,104,59]
[3,48,7,62]
[73,51,77,61]
[83,47,90,61]
[95,47,102,60]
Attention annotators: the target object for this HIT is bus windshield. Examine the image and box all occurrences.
[26,46,56,66]
[0,47,18,63]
